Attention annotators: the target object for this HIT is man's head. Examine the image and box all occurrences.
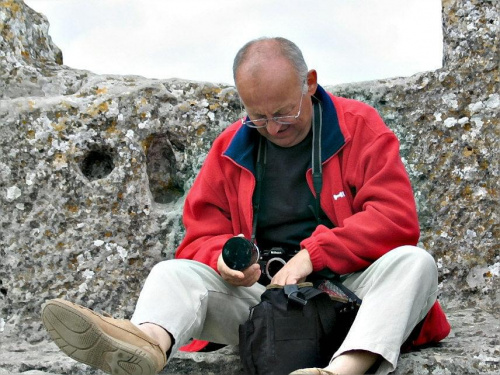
[233,37,318,148]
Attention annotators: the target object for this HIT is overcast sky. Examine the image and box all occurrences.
[24,0,443,86]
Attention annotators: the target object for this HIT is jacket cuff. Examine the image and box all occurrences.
[300,237,325,272]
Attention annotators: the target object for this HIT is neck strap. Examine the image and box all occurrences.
[251,135,267,243]
[311,98,323,223]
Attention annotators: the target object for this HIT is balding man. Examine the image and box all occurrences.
[42,37,449,375]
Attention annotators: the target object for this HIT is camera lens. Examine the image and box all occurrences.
[265,257,287,280]
[222,237,260,271]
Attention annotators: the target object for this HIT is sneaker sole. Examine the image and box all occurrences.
[41,300,157,375]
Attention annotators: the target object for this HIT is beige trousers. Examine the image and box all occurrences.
[131,246,438,374]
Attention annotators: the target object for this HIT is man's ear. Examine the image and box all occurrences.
[306,69,318,95]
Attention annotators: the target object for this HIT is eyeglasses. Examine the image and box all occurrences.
[240,93,304,129]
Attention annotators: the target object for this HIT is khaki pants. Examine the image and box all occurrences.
[131,246,438,374]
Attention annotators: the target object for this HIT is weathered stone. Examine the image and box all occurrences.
[0,0,498,374]
[0,309,498,374]
[1,1,240,344]
[325,0,499,315]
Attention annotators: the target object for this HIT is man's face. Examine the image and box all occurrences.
[236,58,317,148]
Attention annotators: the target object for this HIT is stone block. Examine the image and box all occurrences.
[0,0,498,374]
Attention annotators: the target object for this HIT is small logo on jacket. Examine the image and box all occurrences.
[333,191,346,201]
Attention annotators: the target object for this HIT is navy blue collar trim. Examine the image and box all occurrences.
[223,123,260,174]
[314,85,344,163]
[223,84,344,175]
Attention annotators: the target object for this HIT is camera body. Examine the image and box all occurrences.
[258,247,299,283]
[221,236,299,284]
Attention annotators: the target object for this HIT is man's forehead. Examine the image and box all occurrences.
[237,57,300,87]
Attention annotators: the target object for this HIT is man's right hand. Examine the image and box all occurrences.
[217,252,261,287]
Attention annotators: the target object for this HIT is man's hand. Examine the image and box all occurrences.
[270,249,313,285]
[217,251,261,287]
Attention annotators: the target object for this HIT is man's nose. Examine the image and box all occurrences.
[266,120,282,135]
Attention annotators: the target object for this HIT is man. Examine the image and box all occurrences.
[42,37,449,375]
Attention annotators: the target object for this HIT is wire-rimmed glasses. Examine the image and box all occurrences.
[240,93,305,129]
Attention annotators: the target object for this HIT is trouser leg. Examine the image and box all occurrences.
[130,259,265,358]
[333,246,438,374]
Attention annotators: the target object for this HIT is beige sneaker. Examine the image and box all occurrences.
[41,298,166,375]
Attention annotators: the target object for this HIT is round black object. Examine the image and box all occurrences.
[222,237,260,271]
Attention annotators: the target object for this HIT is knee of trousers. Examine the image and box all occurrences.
[147,259,212,285]
[384,246,438,283]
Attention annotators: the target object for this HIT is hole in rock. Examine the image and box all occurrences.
[146,134,184,204]
[0,280,6,296]
[80,149,115,181]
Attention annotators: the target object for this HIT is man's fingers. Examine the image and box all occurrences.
[223,269,245,282]
[233,265,261,287]
[218,251,261,287]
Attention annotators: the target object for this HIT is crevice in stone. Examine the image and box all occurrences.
[0,280,7,296]
[145,133,184,204]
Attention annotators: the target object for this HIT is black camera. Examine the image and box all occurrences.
[258,247,299,282]
[222,237,298,283]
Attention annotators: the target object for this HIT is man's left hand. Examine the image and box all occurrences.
[270,249,313,285]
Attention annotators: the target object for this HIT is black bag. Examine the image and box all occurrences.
[239,281,361,375]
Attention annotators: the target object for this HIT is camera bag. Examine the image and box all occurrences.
[239,281,360,375]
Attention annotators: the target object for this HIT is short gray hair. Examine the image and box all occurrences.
[233,37,309,91]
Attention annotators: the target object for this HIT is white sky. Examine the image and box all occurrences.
[23,0,443,86]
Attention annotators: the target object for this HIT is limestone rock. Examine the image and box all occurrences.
[1,0,241,343]
[325,0,499,314]
[0,309,498,374]
[0,0,499,374]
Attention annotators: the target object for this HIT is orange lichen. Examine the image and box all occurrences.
[52,121,66,132]
[141,134,155,153]
[463,147,474,157]
[88,101,109,116]
[98,102,109,112]
[196,126,206,136]
[65,204,79,213]
[106,119,118,134]
[1,1,21,12]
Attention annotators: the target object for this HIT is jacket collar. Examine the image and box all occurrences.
[223,85,345,174]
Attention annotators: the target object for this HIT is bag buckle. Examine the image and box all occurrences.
[284,285,308,306]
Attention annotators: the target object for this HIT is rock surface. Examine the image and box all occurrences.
[0,0,498,374]
[0,309,498,374]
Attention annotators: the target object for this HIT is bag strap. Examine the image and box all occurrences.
[331,279,362,306]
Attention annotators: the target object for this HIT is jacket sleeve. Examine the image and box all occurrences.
[301,108,420,274]
[174,147,235,272]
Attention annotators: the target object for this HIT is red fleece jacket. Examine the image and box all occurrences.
[176,91,450,348]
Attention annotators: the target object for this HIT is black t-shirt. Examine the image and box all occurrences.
[255,131,333,251]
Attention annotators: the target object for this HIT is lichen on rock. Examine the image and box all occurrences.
[0,0,498,374]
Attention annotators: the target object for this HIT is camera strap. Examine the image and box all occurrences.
[251,98,324,244]
[251,135,267,243]
[311,97,323,224]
